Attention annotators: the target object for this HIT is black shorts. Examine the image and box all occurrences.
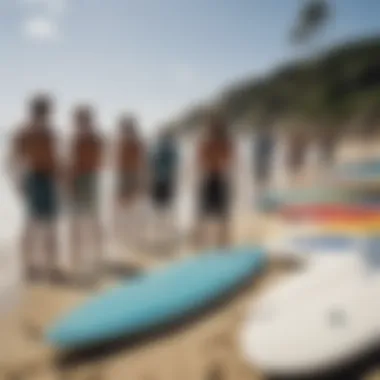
[152,180,174,207]
[24,172,58,221]
[199,174,230,217]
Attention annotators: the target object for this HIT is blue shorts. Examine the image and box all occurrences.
[24,172,58,221]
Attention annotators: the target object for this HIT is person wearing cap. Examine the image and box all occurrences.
[9,94,61,281]
[194,114,236,248]
[113,115,147,245]
[67,105,104,279]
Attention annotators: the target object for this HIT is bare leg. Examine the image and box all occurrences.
[113,199,124,242]
[255,180,268,209]
[194,216,207,250]
[153,206,172,251]
[131,196,146,247]
[165,207,176,244]
[166,206,181,250]
[217,217,231,249]
[149,204,157,245]
[129,198,139,246]
[45,221,60,280]
[70,217,82,273]
[127,195,145,248]
[93,216,103,269]
[115,197,134,246]
[141,199,150,246]
[75,214,103,285]
[21,220,36,281]
[122,199,133,246]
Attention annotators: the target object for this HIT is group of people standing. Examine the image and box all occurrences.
[9,94,333,284]
[8,94,243,284]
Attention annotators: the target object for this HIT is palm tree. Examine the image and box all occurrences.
[291,0,332,45]
[288,1,335,169]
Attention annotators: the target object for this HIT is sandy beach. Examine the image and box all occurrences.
[0,135,284,380]
[1,137,379,380]
[0,209,290,380]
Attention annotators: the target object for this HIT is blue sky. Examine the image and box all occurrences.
[0,0,380,133]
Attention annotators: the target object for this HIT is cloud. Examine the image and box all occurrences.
[20,0,67,42]
[23,16,59,41]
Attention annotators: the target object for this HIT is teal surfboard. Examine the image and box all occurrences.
[335,160,380,179]
[259,188,380,212]
[46,246,266,350]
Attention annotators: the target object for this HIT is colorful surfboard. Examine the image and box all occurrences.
[259,188,380,212]
[281,204,380,222]
[321,220,380,234]
[336,159,380,179]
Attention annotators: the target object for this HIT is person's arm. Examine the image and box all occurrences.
[6,129,25,193]
[7,131,20,175]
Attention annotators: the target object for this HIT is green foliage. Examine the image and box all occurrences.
[174,36,380,135]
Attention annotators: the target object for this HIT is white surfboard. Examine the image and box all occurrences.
[251,244,364,322]
[240,239,380,378]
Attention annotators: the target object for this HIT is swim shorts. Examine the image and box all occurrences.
[24,172,58,221]
[152,179,175,208]
[199,173,230,217]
